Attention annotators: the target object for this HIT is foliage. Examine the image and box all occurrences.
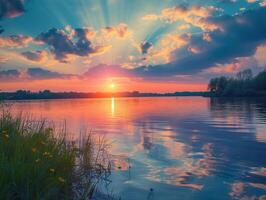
[0,105,111,200]
[208,69,266,97]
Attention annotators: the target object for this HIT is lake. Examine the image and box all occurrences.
[10,97,266,200]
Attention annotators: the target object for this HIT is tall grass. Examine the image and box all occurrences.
[0,104,111,200]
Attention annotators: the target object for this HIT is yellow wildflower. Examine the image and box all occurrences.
[58,177,66,183]
[49,168,55,173]
[43,152,50,156]
[32,148,37,153]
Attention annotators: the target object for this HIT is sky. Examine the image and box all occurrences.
[0,0,266,92]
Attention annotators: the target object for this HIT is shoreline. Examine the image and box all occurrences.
[3,95,266,101]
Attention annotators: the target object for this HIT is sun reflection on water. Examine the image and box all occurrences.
[111,97,115,117]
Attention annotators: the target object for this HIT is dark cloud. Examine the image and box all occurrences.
[140,41,153,54]
[35,28,77,62]
[0,0,25,19]
[0,67,69,81]
[0,69,20,79]
[21,51,45,62]
[27,68,66,79]
[74,28,94,56]
[0,26,4,34]
[134,7,266,76]
[35,27,103,62]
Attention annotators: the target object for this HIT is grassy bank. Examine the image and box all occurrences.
[0,105,110,200]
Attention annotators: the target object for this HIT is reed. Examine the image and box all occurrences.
[0,104,111,200]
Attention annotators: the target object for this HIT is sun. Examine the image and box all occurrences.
[110,83,115,89]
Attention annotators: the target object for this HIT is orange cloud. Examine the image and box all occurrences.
[204,63,241,74]
[160,6,214,21]
[203,56,256,74]
[254,43,266,67]
[0,35,33,48]
[101,23,131,39]
[177,24,190,30]
[143,6,221,31]
[152,33,191,62]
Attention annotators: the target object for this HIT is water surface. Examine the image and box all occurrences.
[11,97,266,200]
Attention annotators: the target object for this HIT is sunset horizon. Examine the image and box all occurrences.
[1,1,266,200]
[1,0,266,92]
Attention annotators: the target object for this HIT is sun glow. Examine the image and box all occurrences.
[110,83,115,89]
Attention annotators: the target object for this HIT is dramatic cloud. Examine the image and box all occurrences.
[0,35,32,48]
[35,28,81,62]
[134,7,266,76]
[1,0,266,88]
[143,5,221,31]
[0,0,25,19]
[35,27,111,62]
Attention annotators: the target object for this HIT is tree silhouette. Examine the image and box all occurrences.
[208,69,266,97]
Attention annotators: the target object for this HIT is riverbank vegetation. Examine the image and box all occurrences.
[0,104,111,200]
[208,69,266,97]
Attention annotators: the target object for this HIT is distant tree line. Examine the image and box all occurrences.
[208,69,266,97]
[0,90,206,100]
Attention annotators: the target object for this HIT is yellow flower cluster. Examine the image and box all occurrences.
[43,151,50,156]
[58,177,66,183]
[1,130,9,139]
[32,148,37,153]
[49,168,55,173]
[42,151,53,158]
